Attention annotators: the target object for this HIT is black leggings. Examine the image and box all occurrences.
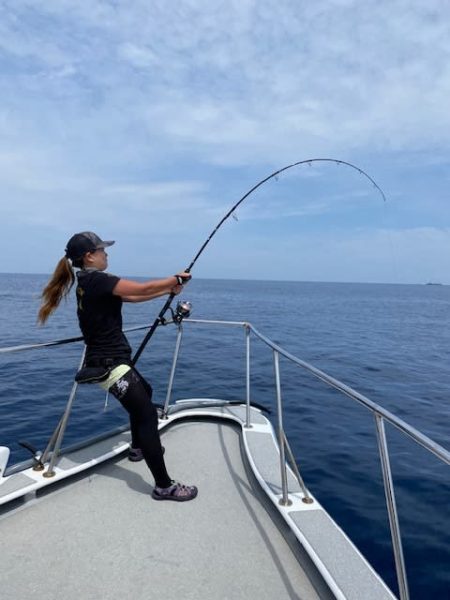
[109,368,171,488]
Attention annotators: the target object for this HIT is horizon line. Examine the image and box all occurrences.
[0,271,446,287]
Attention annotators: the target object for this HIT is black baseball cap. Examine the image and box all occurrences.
[65,232,115,261]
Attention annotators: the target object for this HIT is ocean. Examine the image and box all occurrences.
[0,273,449,599]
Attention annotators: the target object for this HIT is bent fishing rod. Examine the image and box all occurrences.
[131,157,386,365]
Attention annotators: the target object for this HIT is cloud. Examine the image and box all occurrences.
[2,0,450,167]
[196,225,450,284]
[117,43,158,69]
[1,1,449,281]
[1,169,213,231]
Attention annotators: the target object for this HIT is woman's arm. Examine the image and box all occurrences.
[113,273,189,302]
[122,286,182,303]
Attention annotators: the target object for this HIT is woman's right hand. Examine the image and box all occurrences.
[174,272,192,284]
[171,272,191,295]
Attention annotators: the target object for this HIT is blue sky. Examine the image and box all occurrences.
[1,0,449,283]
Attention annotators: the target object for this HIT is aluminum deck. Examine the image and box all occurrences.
[1,419,323,600]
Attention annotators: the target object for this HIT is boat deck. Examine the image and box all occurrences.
[0,419,324,600]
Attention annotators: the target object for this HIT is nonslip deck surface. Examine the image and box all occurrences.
[0,421,321,600]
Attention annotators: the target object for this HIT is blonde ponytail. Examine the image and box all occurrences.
[38,257,75,324]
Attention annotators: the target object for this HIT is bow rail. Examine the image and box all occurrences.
[1,319,449,600]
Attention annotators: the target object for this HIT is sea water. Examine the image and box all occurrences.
[0,273,449,599]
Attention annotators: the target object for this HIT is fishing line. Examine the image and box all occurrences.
[132,158,387,365]
[382,199,401,284]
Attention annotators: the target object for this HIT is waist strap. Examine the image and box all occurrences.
[98,364,132,391]
[86,357,130,368]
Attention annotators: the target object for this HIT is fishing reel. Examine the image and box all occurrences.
[168,300,192,325]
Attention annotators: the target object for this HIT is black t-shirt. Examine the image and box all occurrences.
[76,269,132,365]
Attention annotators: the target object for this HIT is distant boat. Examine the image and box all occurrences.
[425,282,443,285]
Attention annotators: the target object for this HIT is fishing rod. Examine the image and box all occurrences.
[131,157,386,365]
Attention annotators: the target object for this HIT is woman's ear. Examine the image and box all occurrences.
[83,252,94,267]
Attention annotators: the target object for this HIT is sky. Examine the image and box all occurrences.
[0,0,449,284]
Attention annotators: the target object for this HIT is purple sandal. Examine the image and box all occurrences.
[152,481,198,502]
[128,447,144,462]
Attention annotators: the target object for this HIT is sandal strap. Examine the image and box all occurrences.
[153,481,198,501]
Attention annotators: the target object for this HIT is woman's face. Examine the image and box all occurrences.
[83,248,108,270]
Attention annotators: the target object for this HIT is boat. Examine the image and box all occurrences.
[1,317,449,600]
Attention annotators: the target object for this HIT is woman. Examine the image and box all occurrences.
[38,231,197,502]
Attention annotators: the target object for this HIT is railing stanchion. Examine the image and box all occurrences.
[37,415,64,470]
[375,414,410,600]
[163,324,184,417]
[43,346,86,478]
[273,350,292,506]
[282,431,313,504]
[245,324,252,428]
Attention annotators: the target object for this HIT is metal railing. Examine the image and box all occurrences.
[163,318,450,600]
[1,318,449,600]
